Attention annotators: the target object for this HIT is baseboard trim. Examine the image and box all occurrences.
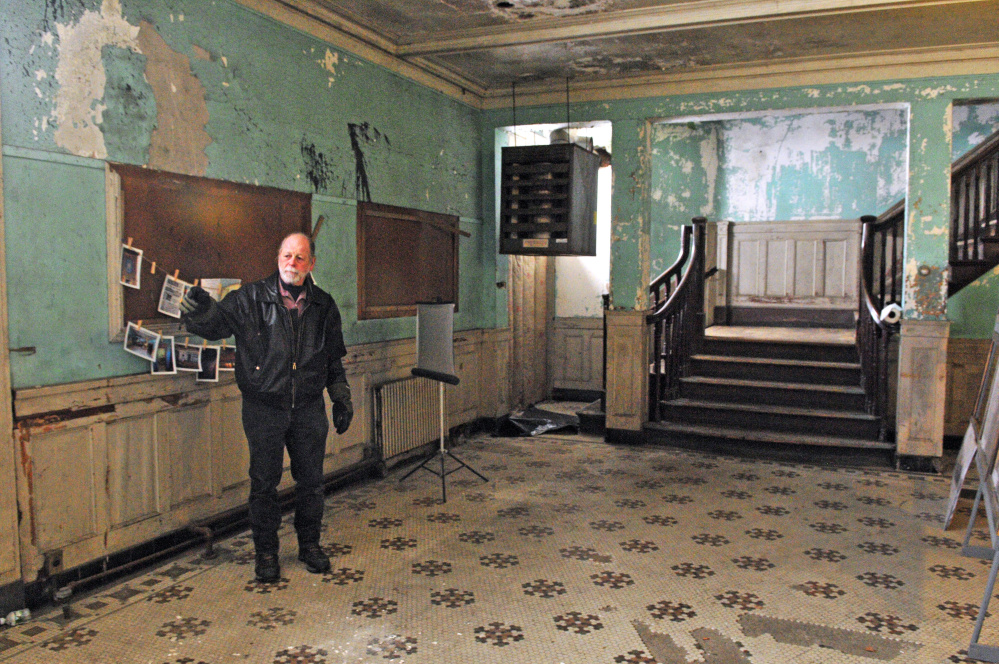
[605,428,645,445]
[551,388,602,402]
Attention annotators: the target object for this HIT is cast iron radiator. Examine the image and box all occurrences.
[374,376,441,463]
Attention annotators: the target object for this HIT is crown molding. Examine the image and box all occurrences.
[232,0,487,106]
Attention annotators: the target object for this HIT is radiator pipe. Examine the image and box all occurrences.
[55,525,213,618]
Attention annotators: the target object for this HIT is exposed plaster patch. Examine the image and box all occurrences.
[652,188,662,202]
[318,48,339,87]
[637,230,650,310]
[903,258,947,319]
[923,225,946,236]
[52,0,140,158]
[918,85,957,99]
[137,21,211,175]
[720,110,904,220]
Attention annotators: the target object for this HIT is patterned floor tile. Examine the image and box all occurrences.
[2,429,995,663]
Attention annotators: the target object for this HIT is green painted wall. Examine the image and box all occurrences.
[648,122,717,277]
[483,76,999,324]
[943,101,999,338]
[2,0,490,389]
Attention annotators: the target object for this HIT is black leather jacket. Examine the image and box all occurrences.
[183,273,347,409]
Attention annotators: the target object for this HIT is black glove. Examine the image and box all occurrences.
[180,286,213,317]
[329,381,353,435]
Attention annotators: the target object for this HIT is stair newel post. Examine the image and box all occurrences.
[691,217,708,349]
[649,305,662,422]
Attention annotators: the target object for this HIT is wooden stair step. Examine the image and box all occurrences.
[690,355,860,370]
[646,420,893,450]
[680,375,864,395]
[664,398,876,421]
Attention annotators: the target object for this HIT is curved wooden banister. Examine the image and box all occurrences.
[649,226,692,311]
[648,231,699,323]
[857,210,903,441]
[646,217,707,422]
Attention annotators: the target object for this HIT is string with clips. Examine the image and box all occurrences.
[124,215,326,348]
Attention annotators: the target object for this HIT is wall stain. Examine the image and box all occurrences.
[347,122,389,203]
[300,139,338,193]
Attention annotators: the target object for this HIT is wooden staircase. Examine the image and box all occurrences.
[646,326,894,461]
[948,129,999,295]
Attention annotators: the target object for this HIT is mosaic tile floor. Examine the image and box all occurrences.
[0,427,996,663]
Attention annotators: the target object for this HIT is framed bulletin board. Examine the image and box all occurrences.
[107,164,311,339]
[356,202,463,320]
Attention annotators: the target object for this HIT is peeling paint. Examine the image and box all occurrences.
[923,226,946,236]
[904,258,948,319]
[137,21,211,175]
[52,0,141,158]
[318,48,339,87]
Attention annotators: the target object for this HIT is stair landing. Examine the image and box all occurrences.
[704,325,855,345]
[647,323,891,464]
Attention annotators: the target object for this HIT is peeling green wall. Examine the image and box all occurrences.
[648,122,716,277]
[943,101,999,338]
[2,0,489,389]
[484,76,999,319]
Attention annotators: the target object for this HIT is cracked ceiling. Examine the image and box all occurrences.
[273,0,999,103]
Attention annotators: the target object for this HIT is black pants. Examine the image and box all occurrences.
[242,398,329,554]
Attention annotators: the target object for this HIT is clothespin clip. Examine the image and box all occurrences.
[193,279,199,287]
[150,261,156,274]
[184,337,190,346]
[173,270,179,279]
[137,320,143,328]
[202,339,206,348]
[222,339,227,349]
[126,237,133,247]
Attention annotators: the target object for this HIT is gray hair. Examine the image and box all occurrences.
[279,232,315,259]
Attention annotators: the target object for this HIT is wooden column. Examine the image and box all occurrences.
[0,72,24,612]
[895,319,949,460]
[604,310,649,439]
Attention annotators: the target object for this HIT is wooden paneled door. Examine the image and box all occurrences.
[0,84,24,612]
[508,254,555,409]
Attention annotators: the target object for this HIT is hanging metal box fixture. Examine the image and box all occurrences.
[499,143,600,256]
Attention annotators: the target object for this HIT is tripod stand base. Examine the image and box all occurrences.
[399,447,488,503]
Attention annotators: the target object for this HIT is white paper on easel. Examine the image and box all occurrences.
[945,423,979,529]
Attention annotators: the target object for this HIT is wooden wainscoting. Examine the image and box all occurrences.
[717,219,861,325]
[11,328,511,584]
[945,338,992,437]
[550,317,604,395]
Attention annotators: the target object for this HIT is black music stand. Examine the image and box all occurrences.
[399,302,487,502]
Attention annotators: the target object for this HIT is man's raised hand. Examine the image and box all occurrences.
[180,286,213,317]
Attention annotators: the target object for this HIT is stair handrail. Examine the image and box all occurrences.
[858,207,904,441]
[647,217,707,422]
[950,129,999,276]
[649,225,692,311]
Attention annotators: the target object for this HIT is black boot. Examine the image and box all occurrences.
[298,543,331,573]
[255,552,281,582]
